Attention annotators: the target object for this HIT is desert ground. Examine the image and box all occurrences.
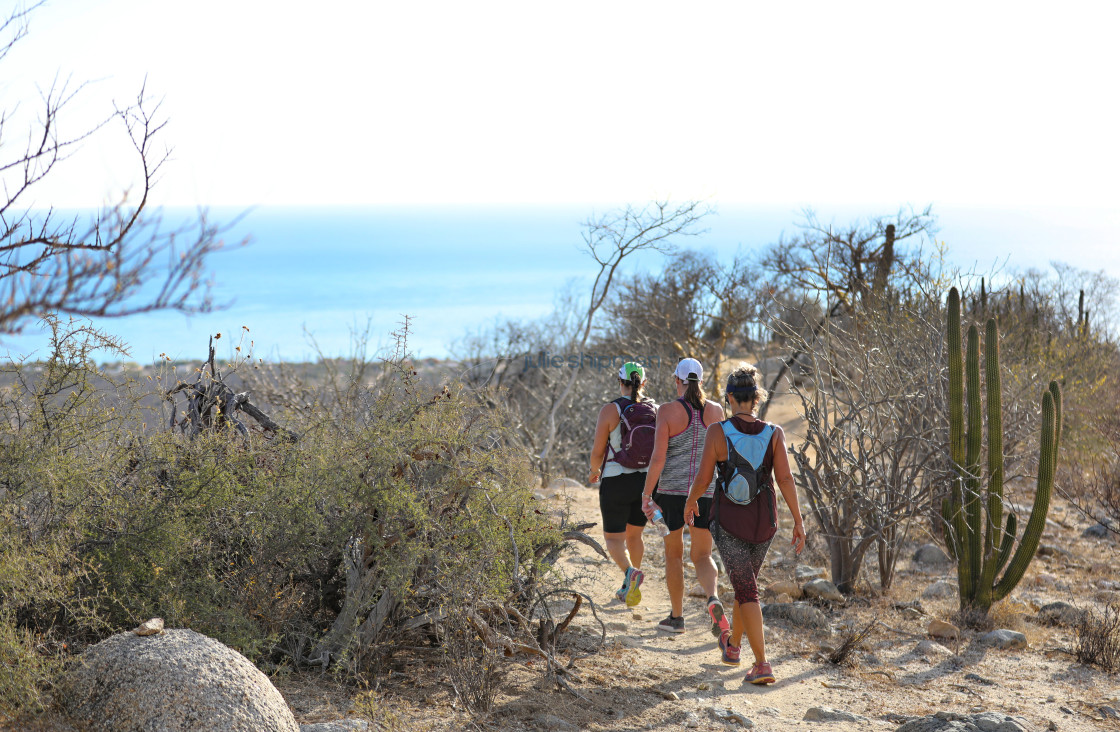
[281,391,1120,732]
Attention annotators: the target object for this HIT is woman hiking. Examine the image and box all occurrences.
[641,358,729,636]
[684,364,806,685]
[589,362,657,607]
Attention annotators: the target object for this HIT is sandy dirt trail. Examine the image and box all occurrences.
[522,390,1114,732]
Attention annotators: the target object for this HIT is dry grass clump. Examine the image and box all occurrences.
[828,620,877,667]
[986,600,1030,632]
[440,615,510,716]
[954,606,995,632]
[352,691,414,731]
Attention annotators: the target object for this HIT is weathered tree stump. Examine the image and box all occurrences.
[166,336,296,440]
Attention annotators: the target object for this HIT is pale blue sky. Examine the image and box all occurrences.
[2,0,1119,360]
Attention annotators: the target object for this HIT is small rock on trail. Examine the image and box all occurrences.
[803,706,868,723]
[978,629,1028,650]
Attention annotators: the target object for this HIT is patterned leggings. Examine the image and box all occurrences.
[714,526,772,605]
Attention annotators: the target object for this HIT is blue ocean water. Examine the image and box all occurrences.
[3,204,1116,364]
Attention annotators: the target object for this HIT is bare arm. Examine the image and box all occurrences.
[642,402,676,499]
[772,426,806,553]
[684,423,726,525]
[588,403,619,485]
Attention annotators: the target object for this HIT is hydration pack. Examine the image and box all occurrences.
[608,397,657,469]
[716,421,775,505]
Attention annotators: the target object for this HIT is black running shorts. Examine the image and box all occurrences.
[598,472,648,533]
[653,492,713,532]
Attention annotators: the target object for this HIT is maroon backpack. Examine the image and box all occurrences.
[609,397,657,469]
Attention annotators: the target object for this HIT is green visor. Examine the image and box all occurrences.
[618,361,644,381]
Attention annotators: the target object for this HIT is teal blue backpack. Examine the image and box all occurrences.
[715,421,775,505]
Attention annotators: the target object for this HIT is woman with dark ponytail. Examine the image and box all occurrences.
[641,358,729,636]
[684,363,806,685]
[590,362,657,606]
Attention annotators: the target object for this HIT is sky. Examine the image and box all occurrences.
[5,0,1119,211]
[2,0,1119,360]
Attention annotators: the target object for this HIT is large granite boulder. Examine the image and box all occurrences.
[61,628,298,731]
[913,543,951,565]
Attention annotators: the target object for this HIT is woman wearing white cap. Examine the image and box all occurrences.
[589,362,657,607]
[641,358,729,635]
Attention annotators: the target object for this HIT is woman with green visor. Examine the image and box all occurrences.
[589,361,657,606]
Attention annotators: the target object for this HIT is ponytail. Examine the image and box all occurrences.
[683,378,705,411]
[619,375,645,403]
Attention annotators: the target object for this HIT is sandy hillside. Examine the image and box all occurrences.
[283,388,1119,732]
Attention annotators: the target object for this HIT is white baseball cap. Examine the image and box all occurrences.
[674,358,703,382]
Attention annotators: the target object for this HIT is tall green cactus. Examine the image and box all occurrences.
[941,287,1063,614]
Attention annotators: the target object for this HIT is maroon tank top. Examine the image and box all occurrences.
[715,417,777,543]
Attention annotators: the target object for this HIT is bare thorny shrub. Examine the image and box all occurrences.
[1059,376,1120,537]
[776,298,950,593]
[1072,602,1120,674]
[454,306,600,479]
[455,201,713,479]
[757,208,940,421]
[602,248,772,392]
[0,5,235,340]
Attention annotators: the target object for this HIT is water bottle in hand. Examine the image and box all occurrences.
[650,507,671,537]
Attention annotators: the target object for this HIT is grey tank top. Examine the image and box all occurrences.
[658,398,716,497]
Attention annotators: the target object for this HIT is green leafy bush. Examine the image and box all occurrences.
[0,320,553,716]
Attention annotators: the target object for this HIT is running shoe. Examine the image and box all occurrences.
[707,596,730,638]
[625,568,644,607]
[657,613,685,633]
[745,661,775,685]
[718,630,740,666]
[614,569,631,603]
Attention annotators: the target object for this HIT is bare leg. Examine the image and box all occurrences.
[730,601,746,647]
[625,523,645,569]
[663,528,685,617]
[603,532,631,573]
[742,601,766,664]
[688,527,718,599]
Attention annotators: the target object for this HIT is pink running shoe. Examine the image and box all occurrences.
[718,631,740,666]
[745,661,775,685]
[707,596,731,638]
